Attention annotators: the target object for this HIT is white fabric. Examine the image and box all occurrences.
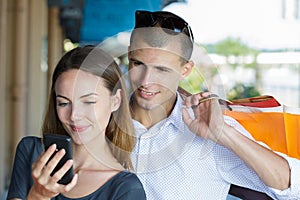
[131,95,300,200]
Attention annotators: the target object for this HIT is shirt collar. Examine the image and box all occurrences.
[161,92,187,133]
[132,92,186,136]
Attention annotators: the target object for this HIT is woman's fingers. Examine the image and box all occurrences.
[50,159,73,184]
[64,173,78,192]
[44,148,66,173]
[32,144,57,179]
[29,146,78,198]
[32,146,67,184]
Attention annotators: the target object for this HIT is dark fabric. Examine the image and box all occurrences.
[7,136,146,200]
[229,184,274,200]
[7,136,43,199]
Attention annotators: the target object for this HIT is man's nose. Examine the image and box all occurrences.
[140,67,157,85]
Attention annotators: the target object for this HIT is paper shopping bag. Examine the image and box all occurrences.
[229,95,281,108]
[224,110,288,155]
[284,106,300,159]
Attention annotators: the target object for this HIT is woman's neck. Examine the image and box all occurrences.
[72,137,123,171]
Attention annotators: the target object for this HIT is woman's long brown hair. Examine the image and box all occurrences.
[42,45,135,170]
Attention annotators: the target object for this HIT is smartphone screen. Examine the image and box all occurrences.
[43,134,74,185]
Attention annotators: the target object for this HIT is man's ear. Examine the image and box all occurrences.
[111,89,122,112]
[181,61,194,79]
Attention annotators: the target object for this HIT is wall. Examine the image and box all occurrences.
[0,0,55,193]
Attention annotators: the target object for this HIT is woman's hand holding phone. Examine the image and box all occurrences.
[28,137,78,199]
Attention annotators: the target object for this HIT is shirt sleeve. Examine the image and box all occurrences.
[7,136,42,200]
[222,116,300,199]
[268,152,300,199]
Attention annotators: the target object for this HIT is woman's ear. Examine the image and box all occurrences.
[181,61,194,79]
[111,89,122,112]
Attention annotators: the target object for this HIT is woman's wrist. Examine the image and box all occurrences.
[26,186,51,200]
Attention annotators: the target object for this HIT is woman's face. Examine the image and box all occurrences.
[55,69,121,145]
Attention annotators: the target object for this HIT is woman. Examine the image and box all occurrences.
[7,46,146,200]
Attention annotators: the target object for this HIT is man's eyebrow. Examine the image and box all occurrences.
[130,58,171,70]
[154,65,172,71]
[129,57,144,64]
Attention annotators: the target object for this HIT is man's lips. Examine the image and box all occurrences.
[138,88,159,98]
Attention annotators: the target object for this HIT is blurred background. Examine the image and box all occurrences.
[0,0,299,197]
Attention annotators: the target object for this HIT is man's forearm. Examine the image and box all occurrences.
[219,124,290,190]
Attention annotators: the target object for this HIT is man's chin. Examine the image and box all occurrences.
[134,98,156,110]
[138,100,167,112]
[139,102,157,111]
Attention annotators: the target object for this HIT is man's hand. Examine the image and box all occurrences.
[182,92,225,144]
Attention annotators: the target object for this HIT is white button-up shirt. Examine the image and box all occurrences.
[131,95,300,200]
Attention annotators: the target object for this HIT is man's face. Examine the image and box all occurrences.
[128,44,186,112]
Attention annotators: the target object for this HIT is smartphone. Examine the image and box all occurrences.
[43,134,74,185]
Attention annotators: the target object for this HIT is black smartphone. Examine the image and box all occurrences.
[43,134,74,185]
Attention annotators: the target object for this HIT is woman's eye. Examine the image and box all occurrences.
[57,102,69,107]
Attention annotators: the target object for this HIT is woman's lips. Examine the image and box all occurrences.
[70,125,89,132]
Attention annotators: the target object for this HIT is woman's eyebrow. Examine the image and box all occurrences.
[80,93,98,99]
[56,94,69,101]
[56,93,98,100]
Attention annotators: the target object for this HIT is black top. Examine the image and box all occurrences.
[7,136,146,200]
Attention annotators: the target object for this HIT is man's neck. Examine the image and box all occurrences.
[130,96,177,129]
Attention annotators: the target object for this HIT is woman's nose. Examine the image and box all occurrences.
[70,105,83,121]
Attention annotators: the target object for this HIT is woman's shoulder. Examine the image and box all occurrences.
[19,135,42,146]
[107,171,146,199]
[106,170,145,191]
[17,135,43,154]
[115,171,142,185]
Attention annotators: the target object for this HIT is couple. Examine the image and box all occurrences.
[7,10,300,199]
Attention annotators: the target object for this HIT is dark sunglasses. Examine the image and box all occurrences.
[134,10,194,43]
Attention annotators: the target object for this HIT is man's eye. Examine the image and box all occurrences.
[130,60,143,66]
[156,67,170,72]
[85,101,96,105]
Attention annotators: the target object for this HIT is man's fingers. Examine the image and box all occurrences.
[182,107,193,126]
[183,92,218,108]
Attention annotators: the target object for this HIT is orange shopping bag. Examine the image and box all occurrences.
[224,110,288,155]
[283,106,300,159]
[177,87,299,159]
[224,101,300,159]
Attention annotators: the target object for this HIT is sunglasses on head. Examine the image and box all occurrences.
[134,10,194,43]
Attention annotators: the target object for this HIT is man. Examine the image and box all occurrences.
[127,10,300,199]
